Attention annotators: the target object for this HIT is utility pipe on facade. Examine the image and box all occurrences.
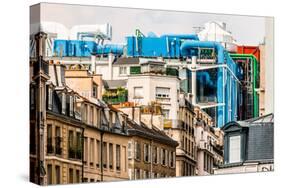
[191,56,197,105]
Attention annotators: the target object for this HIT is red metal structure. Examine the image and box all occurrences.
[237,45,260,61]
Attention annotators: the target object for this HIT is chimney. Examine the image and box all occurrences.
[35,32,47,58]
[108,53,114,80]
[91,55,97,73]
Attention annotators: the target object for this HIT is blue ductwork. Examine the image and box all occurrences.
[180,40,241,127]
[53,39,124,57]
[180,41,225,63]
[95,44,124,55]
[126,34,199,58]
[161,34,199,41]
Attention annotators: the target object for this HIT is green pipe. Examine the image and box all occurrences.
[230,54,259,118]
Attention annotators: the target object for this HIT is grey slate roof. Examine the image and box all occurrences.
[126,119,178,147]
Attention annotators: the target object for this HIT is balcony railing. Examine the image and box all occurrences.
[47,138,54,154]
[102,94,127,104]
[68,147,82,160]
[198,140,213,153]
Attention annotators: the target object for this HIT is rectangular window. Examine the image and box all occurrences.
[229,135,241,163]
[134,87,143,99]
[76,132,82,159]
[84,137,88,165]
[119,66,127,75]
[47,124,53,154]
[96,140,101,168]
[153,146,157,164]
[68,130,74,158]
[156,87,170,98]
[69,168,73,183]
[165,150,168,166]
[55,127,62,155]
[128,141,133,159]
[69,95,73,116]
[92,84,97,98]
[109,143,113,169]
[122,146,127,172]
[144,144,148,162]
[48,87,53,110]
[76,170,80,183]
[47,164,52,185]
[102,142,107,169]
[55,165,60,184]
[116,144,121,171]
[62,93,66,114]
[134,142,141,160]
[90,138,94,166]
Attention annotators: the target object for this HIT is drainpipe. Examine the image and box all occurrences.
[82,128,85,182]
[90,55,96,73]
[191,56,197,105]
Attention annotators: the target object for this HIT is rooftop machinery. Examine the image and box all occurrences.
[180,41,242,128]
[126,32,242,128]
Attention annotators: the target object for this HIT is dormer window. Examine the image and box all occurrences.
[48,87,53,110]
[62,92,66,114]
[69,95,73,117]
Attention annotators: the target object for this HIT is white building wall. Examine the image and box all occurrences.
[264,17,274,114]
[127,75,179,120]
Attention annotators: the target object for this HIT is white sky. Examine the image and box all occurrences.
[31,3,267,45]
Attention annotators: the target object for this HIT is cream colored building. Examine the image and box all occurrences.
[127,61,180,120]
[116,105,178,179]
[194,106,224,176]
[164,94,197,176]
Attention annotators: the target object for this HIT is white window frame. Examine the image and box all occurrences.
[134,87,143,99]
[155,87,170,98]
[61,92,66,114]
[69,95,73,116]
[48,87,53,110]
[229,135,241,163]
[119,66,127,76]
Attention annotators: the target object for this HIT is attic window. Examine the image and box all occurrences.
[48,87,53,110]
[62,93,66,114]
[69,95,73,117]
[229,135,241,163]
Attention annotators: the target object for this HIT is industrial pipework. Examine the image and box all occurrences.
[126,33,199,58]
[180,40,242,127]
[230,53,259,118]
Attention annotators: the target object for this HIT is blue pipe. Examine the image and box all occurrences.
[180,40,241,127]
[161,34,199,41]
[180,41,225,63]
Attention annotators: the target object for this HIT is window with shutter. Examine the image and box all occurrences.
[48,87,53,110]
[229,135,241,163]
[61,93,66,114]
[148,144,151,163]
[128,141,133,159]
[69,95,73,116]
